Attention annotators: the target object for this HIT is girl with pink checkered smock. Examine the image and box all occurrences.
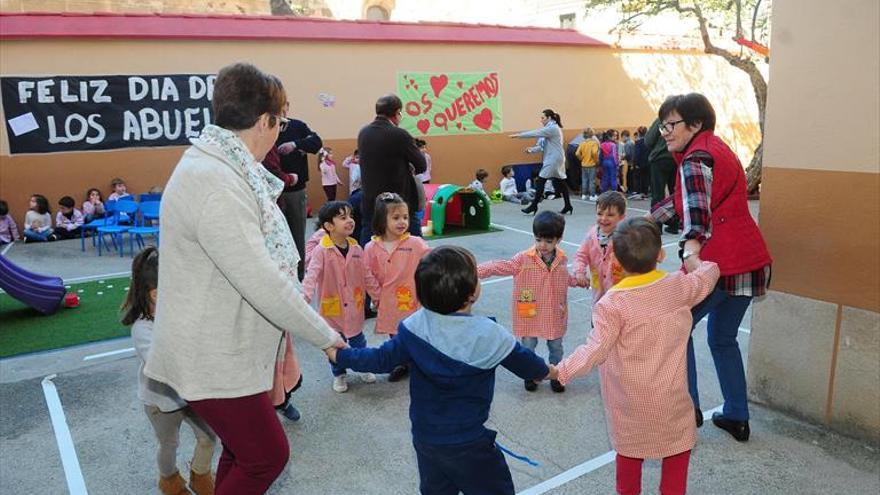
[557,218,720,495]
[572,191,628,307]
[477,211,582,393]
[364,193,430,382]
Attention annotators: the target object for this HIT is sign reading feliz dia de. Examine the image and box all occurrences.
[397,71,502,137]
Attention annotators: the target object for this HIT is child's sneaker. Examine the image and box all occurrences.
[332,375,348,393]
[360,372,377,383]
[281,403,301,421]
[189,469,215,495]
[524,379,538,392]
[158,471,189,495]
[581,194,587,200]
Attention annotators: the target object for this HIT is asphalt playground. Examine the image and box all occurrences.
[1,196,878,494]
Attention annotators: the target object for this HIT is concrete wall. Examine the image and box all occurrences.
[749,0,880,441]
[0,18,760,228]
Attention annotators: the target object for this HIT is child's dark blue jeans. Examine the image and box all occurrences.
[413,430,514,495]
[330,332,367,377]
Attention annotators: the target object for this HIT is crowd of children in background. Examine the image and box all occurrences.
[0,177,169,245]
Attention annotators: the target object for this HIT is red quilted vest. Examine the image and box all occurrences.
[673,131,772,276]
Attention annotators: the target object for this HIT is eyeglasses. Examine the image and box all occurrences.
[275,116,290,132]
[659,119,685,134]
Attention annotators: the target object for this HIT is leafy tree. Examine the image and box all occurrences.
[588,0,772,192]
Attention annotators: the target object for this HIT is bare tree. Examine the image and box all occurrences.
[588,0,771,193]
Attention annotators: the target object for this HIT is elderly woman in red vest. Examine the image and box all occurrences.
[650,93,772,443]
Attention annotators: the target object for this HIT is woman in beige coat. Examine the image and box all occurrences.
[144,63,344,495]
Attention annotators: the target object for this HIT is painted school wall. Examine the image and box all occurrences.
[748,0,879,441]
[0,14,759,227]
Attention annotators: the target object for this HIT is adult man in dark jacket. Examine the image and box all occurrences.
[645,118,680,233]
[274,111,323,279]
[357,94,427,245]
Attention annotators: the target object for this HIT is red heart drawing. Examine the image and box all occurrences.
[456,81,464,88]
[472,108,493,130]
[456,122,462,129]
[416,119,431,135]
[430,75,448,98]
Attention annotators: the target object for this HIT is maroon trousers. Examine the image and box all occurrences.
[616,450,691,495]
[188,392,288,495]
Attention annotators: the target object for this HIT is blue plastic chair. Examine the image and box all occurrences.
[81,200,118,252]
[138,193,162,203]
[97,201,138,257]
[128,201,160,256]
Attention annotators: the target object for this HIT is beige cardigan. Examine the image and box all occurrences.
[144,141,338,401]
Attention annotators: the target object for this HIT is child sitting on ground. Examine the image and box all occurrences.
[124,247,216,495]
[477,211,582,393]
[54,196,85,240]
[328,246,556,495]
[364,193,431,382]
[302,201,380,393]
[556,217,720,495]
[499,165,534,205]
[108,177,132,201]
[469,168,489,193]
[0,200,20,244]
[572,191,627,306]
[82,188,105,223]
[23,194,54,243]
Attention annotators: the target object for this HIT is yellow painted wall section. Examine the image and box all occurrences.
[763,0,880,173]
[0,38,760,223]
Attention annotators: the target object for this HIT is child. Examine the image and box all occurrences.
[108,177,132,201]
[328,246,556,495]
[556,217,720,495]
[0,200,20,244]
[54,196,85,240]
[499,165,534,205]
[477,211,581,393]
[573,191,627,306]
[576,128,600,200]
[302,201,380,392]
[23,194,54,243]
[414,139,432,184]
[364,192,431,382]
[82,188,105,223]
[342,150,364,242]
[469,168,488,193]
[124,247,216,495]
[304,227,326,269]
[599,131,619,193]
[319,148,342,201]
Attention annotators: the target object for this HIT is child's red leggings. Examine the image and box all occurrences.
[616,450,691,495]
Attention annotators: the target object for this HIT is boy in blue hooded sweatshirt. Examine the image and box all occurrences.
[328,245,556,494]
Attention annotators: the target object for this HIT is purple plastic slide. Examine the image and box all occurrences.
[0,254,65,315]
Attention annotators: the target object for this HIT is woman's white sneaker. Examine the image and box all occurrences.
[360,372,377,383]
[332,375,348,393]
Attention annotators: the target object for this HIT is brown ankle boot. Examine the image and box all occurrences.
[158,472,191,495]
[189,470,215,495]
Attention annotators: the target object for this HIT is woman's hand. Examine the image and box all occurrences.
[324,346,338,363]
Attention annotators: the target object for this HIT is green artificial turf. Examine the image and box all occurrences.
[0,277,131,358]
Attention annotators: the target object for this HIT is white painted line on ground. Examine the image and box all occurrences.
[662,241,679,248]
[517,404,723,495]
[491,223,580,248]
[1,242,13,255]
[571,197,650,214]
[63,271,130,284]
[696,315,751,335]
[41,374,89,495]
[481,276,514,286]
[569,295,592,304]
[82,347,135,361]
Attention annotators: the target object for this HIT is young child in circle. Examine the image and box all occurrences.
[0,200,21,244]
[363,192,431,382]
[124,247,217,495]
[82,188,105,223]
[556,217,720,495]
[54,196,85,240]
[23,194,54,243]
[477,211,582,393]
[572,191,627,306]
[302,201,380,393]
[499,165,534,205]
[469,168,489,193]
[108,177,132,201]
[328,246,556,495]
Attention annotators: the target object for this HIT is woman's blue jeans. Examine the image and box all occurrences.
[688,285,752,421]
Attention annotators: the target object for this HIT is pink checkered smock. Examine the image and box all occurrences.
[557,262,720,459]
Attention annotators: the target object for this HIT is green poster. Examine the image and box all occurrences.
[397,71,502,137]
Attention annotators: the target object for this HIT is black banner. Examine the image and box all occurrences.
[1,74,215,154]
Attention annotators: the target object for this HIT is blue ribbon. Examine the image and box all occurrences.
[495,441,540,467]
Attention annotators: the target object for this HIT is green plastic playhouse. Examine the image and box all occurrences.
[423,184,492,236]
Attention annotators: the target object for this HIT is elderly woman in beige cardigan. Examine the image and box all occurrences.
[144,63,344,495]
